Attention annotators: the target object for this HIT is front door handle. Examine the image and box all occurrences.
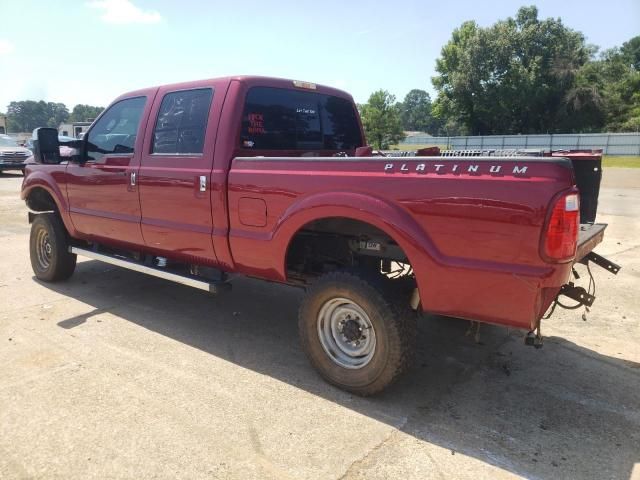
[130,171,136,186]
[199,175,206,192]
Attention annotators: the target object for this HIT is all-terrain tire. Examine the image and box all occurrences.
[29,213,76,282]
[298,270,416,396]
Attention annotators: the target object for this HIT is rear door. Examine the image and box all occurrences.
[138,85,222,265]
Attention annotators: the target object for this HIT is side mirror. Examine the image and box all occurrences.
[33,128,60,164]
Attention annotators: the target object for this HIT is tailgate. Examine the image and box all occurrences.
[553,150,622,311]
[576,223,607,261]
[550,150,603,224]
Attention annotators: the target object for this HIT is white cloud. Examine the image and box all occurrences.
[86,0,162,25]
[0,39,14,55]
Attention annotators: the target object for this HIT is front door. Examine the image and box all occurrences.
[138,86,219,265]
[66,95,151,247]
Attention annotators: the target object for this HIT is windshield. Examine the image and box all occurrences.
[0,136,19,147]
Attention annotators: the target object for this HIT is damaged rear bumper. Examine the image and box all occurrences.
[556,223,621,309]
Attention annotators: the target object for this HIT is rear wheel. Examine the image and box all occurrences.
[298,270,416,396]
[29,214,76,282]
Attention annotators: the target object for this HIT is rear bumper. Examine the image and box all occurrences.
[576,223,606,261]
[539,223,620,316]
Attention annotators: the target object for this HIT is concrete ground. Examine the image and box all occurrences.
[0,169,639,480]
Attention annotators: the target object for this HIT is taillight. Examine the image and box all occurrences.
[542,192,580,262]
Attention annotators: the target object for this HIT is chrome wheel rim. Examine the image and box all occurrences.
[317,297,377,369]
[35,228,53,271]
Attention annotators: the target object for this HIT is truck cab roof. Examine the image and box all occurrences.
[112,75,355,105]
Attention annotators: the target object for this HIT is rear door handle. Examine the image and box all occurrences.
[130,171,136,186]
[199,175,206,192]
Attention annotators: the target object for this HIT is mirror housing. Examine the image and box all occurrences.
[33,128,61,164]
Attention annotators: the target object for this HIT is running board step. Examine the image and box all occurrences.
[70,247,227,293]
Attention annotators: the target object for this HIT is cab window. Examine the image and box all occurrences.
[152,88,213,155]
[86,96,146,162]
[240,87,362,151]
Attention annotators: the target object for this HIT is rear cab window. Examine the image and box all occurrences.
[239,87,362,153]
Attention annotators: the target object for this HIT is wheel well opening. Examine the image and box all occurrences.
[285,217,414,285]
[26,188,58,213]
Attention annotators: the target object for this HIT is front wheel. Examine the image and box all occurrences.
[29,214,76,282]
[298,270,416,396]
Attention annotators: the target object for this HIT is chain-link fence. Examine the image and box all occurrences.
[400,132,640,156]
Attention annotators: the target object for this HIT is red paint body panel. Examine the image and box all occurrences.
[226,157,575,329]
[65,87,157,248]
[22,76,593,331]
[21,165,77,236]
[137,79,230,265]
[66,156,144,246]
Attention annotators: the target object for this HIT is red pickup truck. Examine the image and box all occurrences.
[21,76,619,395]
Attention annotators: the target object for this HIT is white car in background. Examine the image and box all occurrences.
[0,135,32,174]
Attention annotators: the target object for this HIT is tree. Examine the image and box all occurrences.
[6,101,69,132]
[48,102,69,127]
[399,89,435,132]
[572,37,640,132]
[69,104,104,123]
[620,36,640,70]
[360,90,405,149]
[599,37,640,131]
[432,6,597,134]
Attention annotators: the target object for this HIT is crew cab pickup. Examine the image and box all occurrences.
[21,76,620,395]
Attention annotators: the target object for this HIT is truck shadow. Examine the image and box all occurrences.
[42,260,640,480]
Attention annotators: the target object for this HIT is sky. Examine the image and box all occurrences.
[0,0,638,113]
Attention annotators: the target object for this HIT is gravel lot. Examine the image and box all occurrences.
[0,169,638,480]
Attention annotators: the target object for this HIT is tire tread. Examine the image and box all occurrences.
[298,270,416,396]
[29,213,76,282]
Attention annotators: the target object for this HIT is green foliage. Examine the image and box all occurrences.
[7,101,69,132]
[399,89,436,132]
[432,6,603,134]
[360,90,405,149]
[5,101,105,133]
[69,104,104,123]
[620,36,640,70]
[594,41,640,132]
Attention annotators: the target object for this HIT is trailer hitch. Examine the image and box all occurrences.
[557,251,621,308]
[559,282,595,307]
[543,250,620,326]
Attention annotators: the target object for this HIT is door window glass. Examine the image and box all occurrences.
[152,88,213,154]
[86,96,146,162]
